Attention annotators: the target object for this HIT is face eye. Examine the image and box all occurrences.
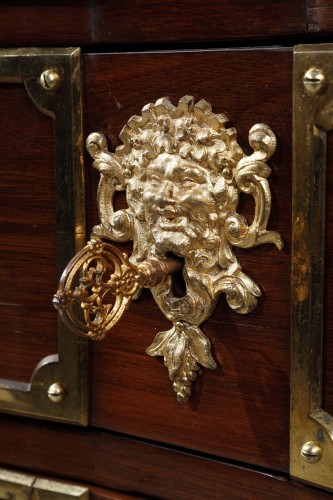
[181,176,205,190]
[181,168,207,185]
[182,176,197,184]
[148,174,160,185]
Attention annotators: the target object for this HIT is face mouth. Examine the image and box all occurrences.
[155,206,187,230]
[159,215,187,230]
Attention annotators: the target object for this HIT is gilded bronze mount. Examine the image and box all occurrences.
[54,96,283,402]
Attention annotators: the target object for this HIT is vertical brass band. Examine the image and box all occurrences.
[291,44,333,490]
[0,48,88,424]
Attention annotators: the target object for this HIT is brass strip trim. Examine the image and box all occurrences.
[0,48,88,424]
[0,468,35,499]
[0,468,89,499]
[291,43,333,491]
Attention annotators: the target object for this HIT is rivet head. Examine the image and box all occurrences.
[175,321,185,332]
[222,167,232,179]
[40,69,60,90]
[124,169,132,179]
[301,441,323,463]
[303,68,326,94]
[47,382,67,403]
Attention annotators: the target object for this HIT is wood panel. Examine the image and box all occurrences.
[307,0,333,34]
[0,1,93,47]
[90,488,145,500]
[0,3,332,499]
[0,415,331,500]
[0,84,58,382]
[83,48,292,472]
[94,0,306,45]
[0,1,306,47]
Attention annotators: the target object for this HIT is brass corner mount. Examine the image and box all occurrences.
[54,95,283,402]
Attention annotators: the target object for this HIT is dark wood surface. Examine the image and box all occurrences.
[89,488,146,500]
[0,83,58,382]
[323,130,333,415]
[308,0,333,34]
[83,48,292,472]
[94,1,306,45]
[1,4,333,497]
[0,414,331,500]
[0,1,307,47]
[0,1,93,47]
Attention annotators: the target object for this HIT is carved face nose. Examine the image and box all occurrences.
[156,180,174,205]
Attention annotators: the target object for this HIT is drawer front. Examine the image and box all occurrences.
[0,1,306,46]
[2,45,333,498]
[0,415,331,500]
[83,48,292,471]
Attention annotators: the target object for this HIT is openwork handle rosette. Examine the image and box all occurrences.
[53,240,182,340]
[54,95,283,402]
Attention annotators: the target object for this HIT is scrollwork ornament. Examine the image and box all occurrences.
[57,96,283,402]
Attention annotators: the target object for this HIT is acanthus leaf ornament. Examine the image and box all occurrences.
[54,96,283,402]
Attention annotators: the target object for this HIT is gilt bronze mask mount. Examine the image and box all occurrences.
[54,95,283,402]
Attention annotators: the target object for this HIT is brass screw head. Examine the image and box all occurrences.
[40,69,60,90]
[47,382,67,403]
[303,68,326,94]
[175,321,185,332]
[301,441,323,463]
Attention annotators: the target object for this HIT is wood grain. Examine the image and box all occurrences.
[0,3,332,498]
[0,415,330,500]
[307,0,333,34]
[89,488,145,500]
[0,1,306,47]
[0,1,93,47]
[83,49,292,472]
[0,84,58,381]
[94,0,306,44]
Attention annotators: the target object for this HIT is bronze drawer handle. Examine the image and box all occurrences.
[54,95,282,401]
[53,240,183,340]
